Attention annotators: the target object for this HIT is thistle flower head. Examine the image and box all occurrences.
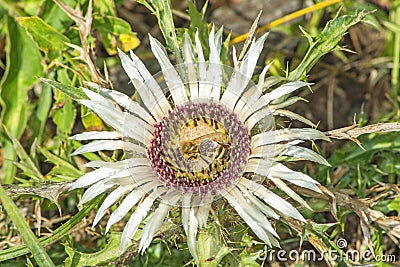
[70,27,330,260]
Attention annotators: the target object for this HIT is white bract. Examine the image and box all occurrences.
[70,28,329,261]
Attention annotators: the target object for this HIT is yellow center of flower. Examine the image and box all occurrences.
[168,117,231,181]
[147,102,250,193]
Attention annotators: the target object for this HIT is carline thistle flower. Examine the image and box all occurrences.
[69,27,330,260]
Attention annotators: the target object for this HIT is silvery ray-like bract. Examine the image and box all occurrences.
[70,27,330,261]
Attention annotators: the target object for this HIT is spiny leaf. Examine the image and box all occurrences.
[289,10,371,80]
[137,0,182,64]
[188,0,210,57]
[40,78,88,100]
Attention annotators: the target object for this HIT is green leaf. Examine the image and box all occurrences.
[40,0,75,32]
[289,10,371,81]
[30,81,52,143]
[220,32,231,65]
[0,196,103,262]
[387,198,400,214]
[382,18,400,33]
[137,0,182,64]
[92,16,140,55]
[0,259,27,267]
[81,105,104,131]
[0,15,43,184]
[92,16,133,37]
[64,233,121,267]
[40,78,88,100]
[1,126,44,183]
[17,16,69,51]
[188,0,210,58]
[94,0,117,16]
[344,133,400,162]
[197,222,231,266]
[37,146,83,179]
[51,91,76,134]
[238,249,260,267]
[304,222,347,266]
[0,185,55,267]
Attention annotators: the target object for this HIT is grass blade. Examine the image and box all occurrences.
[0,195,102,262]
[2,125,44,183]
[0,185,55,267]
